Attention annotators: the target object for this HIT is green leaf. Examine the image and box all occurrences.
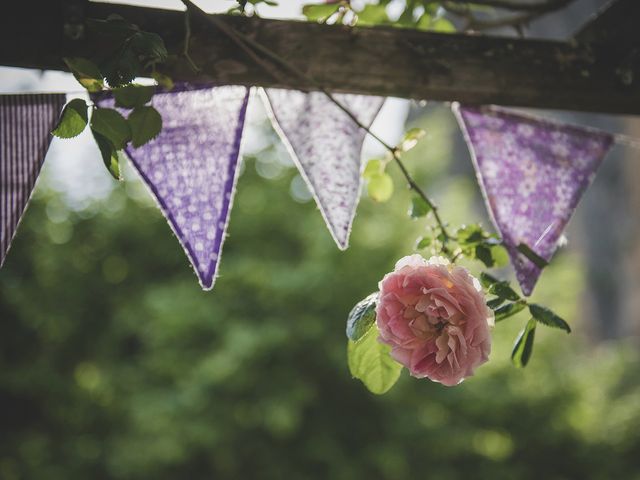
[128,106,162,148]
[362,158,383,180]
[52,98,88,139]
[409,195,431,218]
[151,71,174,91]
[395,7,415,27]
[457,224,485,245]
[430,17,455,33]
[113,84,155,109]
[416,12,433,30]
[346,293,378,342]
[63,57,104,93]
[399,128,426,152]
[416,236,432,250]
[92,130,121,180]
[516,243,549,269]
[302,4,338,22]
[102,46,140,87]
[367,172,393,203]
[480,272,501,290]
[495,301,527,322]
[348,327,402,395]
[487,297,505,310]
[489,281,521,302]
[416,13,456,32]
[529,304,571,333]
[130,31,168,65]
[356,4,389,25]
[491,244,510,267]
[511,318,536,368]
[475,244,494,268]
[90,108,131,150]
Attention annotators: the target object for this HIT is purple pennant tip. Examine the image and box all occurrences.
[262,88,384,250]
[453,103,614,296]
[96,86,250,290]
[1,93,67,268]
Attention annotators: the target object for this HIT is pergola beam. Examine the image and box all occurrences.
[1,0,639,115]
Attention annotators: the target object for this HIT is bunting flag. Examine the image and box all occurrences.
[1,93,67,267]
[262,89,384,250]
[96,86,250,290]
[453,104,614,296]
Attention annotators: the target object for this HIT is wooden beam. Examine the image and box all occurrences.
[1,1,639,115]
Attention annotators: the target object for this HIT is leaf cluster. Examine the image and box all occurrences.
[481,273,571,368]
[86,15,168,88]
[52,16,168,179]
[362,129,426,204]
[303,0,456,32]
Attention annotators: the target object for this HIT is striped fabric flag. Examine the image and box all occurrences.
[1,93,66,267]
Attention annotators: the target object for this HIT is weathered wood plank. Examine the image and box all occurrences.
[1,0,639,115]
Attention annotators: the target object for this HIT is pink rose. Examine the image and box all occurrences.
[376,255,494,386]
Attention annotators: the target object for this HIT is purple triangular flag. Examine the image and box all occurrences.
[262,89,384,250]
[454,104,614,296]
[1,93,67,267]
[96,86,249,290]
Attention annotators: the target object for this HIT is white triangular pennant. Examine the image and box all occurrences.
[262,89,384,249]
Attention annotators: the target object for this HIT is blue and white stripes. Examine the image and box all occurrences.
[0,93,66,267]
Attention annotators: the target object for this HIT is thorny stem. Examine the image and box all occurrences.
[180,0,454,248]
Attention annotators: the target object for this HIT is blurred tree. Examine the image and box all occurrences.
[1,114,640,479]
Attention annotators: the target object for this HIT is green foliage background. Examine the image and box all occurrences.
[1,108,640,479]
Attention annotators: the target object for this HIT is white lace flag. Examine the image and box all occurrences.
[262,89,384,250]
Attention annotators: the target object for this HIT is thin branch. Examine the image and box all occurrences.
[180,0,454,243]
[183,9,202,73]
[187,5,290,85]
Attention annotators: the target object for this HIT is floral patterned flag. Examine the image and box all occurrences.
[453,104,614,296]
[96,86,250,290]
[262,89,384,250]
[1,93,67,267]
